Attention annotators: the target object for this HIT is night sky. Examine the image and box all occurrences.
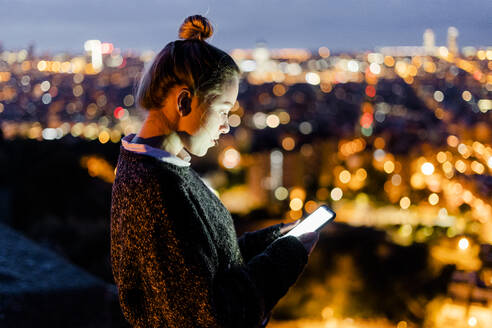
[1,0,491,54]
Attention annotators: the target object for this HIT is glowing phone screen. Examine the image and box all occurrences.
[285,205,336,237]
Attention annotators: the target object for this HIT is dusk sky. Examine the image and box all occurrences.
[1,0,491,54]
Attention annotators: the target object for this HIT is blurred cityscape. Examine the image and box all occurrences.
[0,26,491,327]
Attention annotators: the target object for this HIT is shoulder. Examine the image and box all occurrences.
[115,147,191,188]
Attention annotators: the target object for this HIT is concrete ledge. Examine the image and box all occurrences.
[0,223,129,327]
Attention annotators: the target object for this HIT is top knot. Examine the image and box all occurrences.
[178,15,214,41]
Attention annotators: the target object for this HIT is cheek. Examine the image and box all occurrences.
[202,112,221,131]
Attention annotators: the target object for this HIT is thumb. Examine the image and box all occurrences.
[297,231,319,255]
[279,219,301,235]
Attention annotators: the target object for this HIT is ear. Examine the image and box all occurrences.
[177,88,192,117]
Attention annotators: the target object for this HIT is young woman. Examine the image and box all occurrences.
[110,15,319,328]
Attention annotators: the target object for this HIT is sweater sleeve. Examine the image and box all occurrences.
[140,210,308,328]
[217,236,309,324]
[237,224,284,263]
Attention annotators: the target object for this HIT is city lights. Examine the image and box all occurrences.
[399,197,411,209]
[266,114,280,128]
[289,187,306,201]
[304,201,318,213]
[478,99,492,112]
[0,28,491,328]
[289,198,303,211]
[355,168,367,180]
[462,90,472,101]
[428,193,440,205]
[298,121,312,135]
[391,174,402,186]
[282,137,295,151]
[330,187,343,201]
[447,135,459,147]
[421,162,435,175]
[458,237,469,250]
[305,72,320,85]
[228,114,241,127]
[339,170,351,184]
[396,321,407,328]
[252,112,267,129]
[318,47,330,58]
[274,186,289,201]
[383,160,395,174]
[436,151,447,163]
[221,147,241,169]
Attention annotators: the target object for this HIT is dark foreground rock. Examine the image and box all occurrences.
[0,223,130,328]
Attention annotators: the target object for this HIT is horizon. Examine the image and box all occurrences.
[2,30,490,58]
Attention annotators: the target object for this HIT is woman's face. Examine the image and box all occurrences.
[181,78,239,157]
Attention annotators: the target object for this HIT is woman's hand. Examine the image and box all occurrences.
[279,220,319,255]
[297,232,319,256]
[279,219,301,235]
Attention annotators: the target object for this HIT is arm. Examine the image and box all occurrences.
[143,216,308,328]
[143,178,308,327]
[237,224,282,263]
[238,220,301,263]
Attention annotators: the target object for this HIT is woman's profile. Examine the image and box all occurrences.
[110,14,319,328]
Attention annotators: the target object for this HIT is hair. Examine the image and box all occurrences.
[135,15,240,111]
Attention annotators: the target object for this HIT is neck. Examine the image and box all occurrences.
[136,109,186,157]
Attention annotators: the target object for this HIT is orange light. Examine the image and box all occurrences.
[384,161,395,174]
[272,84,287,97]
[289,198,303,211]
[339,170,351,184]
[282,137,295,151]
[384,56,395,67]
[447,135,459,147]
[304,200,318,213]
[400,197,411,209]
[374,137,385,149]
[290,187,306,201]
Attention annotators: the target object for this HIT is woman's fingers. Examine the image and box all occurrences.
[279,219,301,235]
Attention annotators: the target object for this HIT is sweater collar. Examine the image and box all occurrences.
[121,133,191,167]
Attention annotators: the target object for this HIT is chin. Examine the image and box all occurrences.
[189,145,210,157]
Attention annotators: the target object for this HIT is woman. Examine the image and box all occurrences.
[110,15,319,328]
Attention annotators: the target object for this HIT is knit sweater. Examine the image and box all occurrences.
[110,135,308,328]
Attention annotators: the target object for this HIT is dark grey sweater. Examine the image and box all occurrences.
[110,142,308,328]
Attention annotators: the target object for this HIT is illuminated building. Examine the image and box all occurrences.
[84,39,103,71]
[423,29,436,55]
[447,26,459,56]
[270,150,283,191]
[245,152,269,207]
[252,42,270,74]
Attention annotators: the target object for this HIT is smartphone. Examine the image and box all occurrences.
[284,205,336,238]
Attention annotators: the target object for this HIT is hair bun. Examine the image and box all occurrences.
[178,15,213,41]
